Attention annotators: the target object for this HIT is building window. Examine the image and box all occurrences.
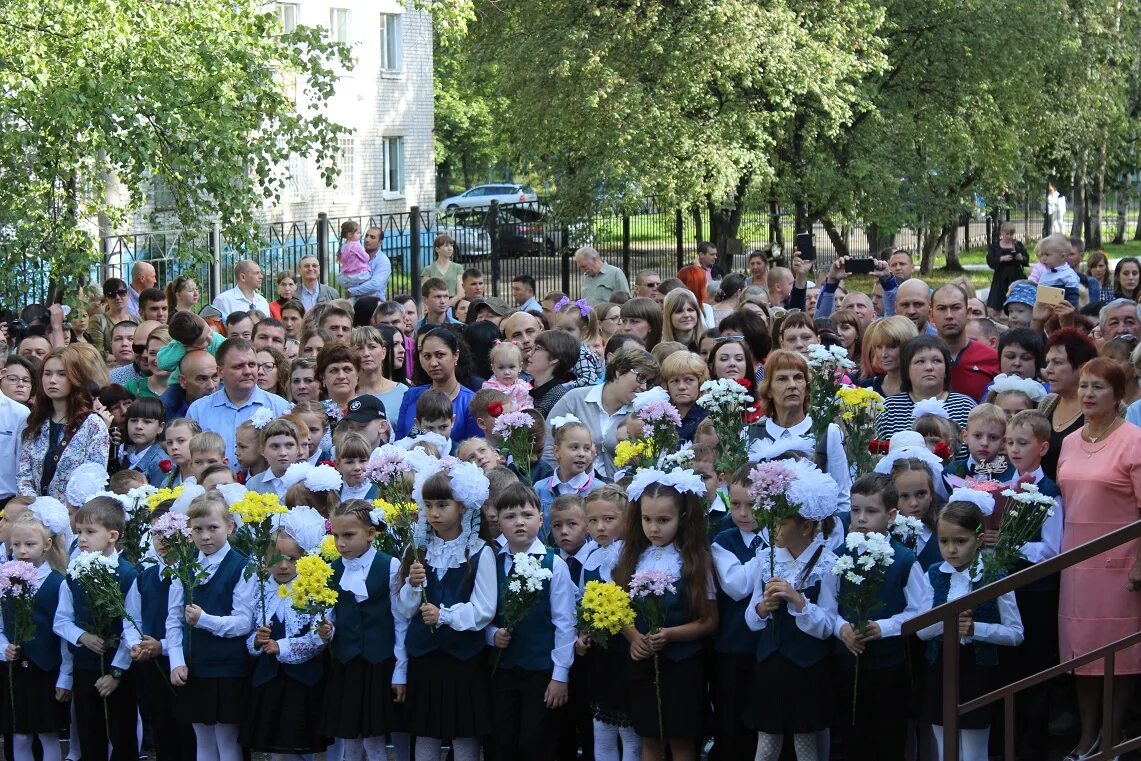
[285,154,310,200]
[276,2,299,32]
[379,14,403,71]
[329,8,351,44]
[337,137,356,193]
[383,137,404,194]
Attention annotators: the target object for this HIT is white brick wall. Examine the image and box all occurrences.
[115,0,436,236]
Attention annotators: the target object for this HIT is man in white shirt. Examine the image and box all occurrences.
[128,262,156,318]
[0,392,28,507]
[210,260,271,320]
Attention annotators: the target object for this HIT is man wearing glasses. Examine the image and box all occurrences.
[109,321,161,386]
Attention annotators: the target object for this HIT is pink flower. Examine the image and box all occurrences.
[629,570,677,600]
[636,401,683,427]
[747,462,796,511]
[491,411,535,438]
[0,560,40,597]
[151,513,191,541]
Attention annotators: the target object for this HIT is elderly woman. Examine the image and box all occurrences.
[660,351,709,443]
[748,349,851,509]
[542,347,658,480]
[1056,357,1141,761]
[876,335,977,441]
[316,343,360,416]
[18,346,111,502]
[1039,328,1099,480]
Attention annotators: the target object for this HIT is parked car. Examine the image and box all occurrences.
[438,184,538,213]
[438,215,493,261]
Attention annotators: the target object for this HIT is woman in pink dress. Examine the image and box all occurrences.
[1056,356,1141,760]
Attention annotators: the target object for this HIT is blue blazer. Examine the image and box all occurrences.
[130,444,170,487]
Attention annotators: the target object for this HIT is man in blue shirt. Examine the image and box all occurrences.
[187,338,291,462]
[347,226,392,302]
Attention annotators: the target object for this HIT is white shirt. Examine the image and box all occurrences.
[559,539,597,592]
[1002,467,1064,564]
[321,550,410,684]
[6,562,72,689]
[484,538,577,682]
[917,562,1024,647]
[828,558,932,639]
[762,417,852,512]
[580,540,623,587]
[54,552,133,671]
[164,542,257,671]
[712,528,761,603]
[551,471,592,495]
[396,542,497,635]
[0,394,28,498]
[744,540,839,642]
[211,287,271,321]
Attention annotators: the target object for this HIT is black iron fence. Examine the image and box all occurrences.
[8,192,1138,310]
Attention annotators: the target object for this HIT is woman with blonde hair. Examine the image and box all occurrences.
[858,315,918,397]
[661,288,703,351]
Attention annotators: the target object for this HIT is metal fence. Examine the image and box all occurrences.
[8,192,1137,310]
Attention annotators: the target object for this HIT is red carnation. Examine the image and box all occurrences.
[158,459,173,474]
[735,377,752,389]
[933,442,952,460]
[320,460,336,468]
[487,402,504,417]
[867,439,880,455]
[879,440,891,454]
[235,470,246,485]
[742,407,762,425]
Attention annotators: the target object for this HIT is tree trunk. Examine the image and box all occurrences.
[794,200,810,236]
[944,222,963,271]
[691,206,704,247]
[1088,165,1104,249]
[866,223,895,257]
[820,218,851,259]
[710,196,746,274]
[1113,176,1128,245]
[1134,189,1141,241]
[1070,160,1085,239]
[768,198,783,252]
[919,224,951,274]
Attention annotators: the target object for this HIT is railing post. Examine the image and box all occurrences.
[942,611,960,761]
[317,213,329,286]
[409,207,421,306]
[209,221,222,301]
[1101,652,1115,756]
[675,208,684,273]
[560,225,571,297]
[622,214,631,278]
[489,201,501,298]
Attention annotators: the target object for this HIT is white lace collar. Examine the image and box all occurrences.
[582,540,623,576]
[766,537,831,585]
[426,531,487,571]
[265,579,323,636]
[635,542,682,577]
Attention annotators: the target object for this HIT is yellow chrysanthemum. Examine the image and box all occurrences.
[147,486,183,512]
[229,491,288,525]
[319,535,340,561]
[837,386,885,413]
[276,583,291,598]
[291,555,338,612]
[613,439,654,468]
[373,498,416,527]
[579,581,635,636]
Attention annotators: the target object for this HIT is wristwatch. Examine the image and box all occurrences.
[109,668,125,680]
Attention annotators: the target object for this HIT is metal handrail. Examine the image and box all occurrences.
[900,518,1141,761]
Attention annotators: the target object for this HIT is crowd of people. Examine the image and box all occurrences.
[0,227,1137,761]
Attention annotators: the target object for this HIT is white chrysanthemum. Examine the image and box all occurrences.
[631,386,670,411]
[67,551,117,578]
[507,579,521,593]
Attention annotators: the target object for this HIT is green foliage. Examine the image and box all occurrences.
[0,0,351,298]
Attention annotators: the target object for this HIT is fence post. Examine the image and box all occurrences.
[560,225,571,296]
[409,206,422,305]
[675,208,684,272]
[622,215,631,277]
[489,201,501,298]
[209,221,222,302]
[317,213,329,286]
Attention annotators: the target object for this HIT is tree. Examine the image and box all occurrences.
[0,0,350,303]
[434,40,509,196]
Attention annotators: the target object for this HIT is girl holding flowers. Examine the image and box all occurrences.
[317,498,410,761]
[743,460,841,761]
[1,501,71,761]
[916,491,1024,761]
[397,459,496,761]
[874,438,948,571]
[164,491,256,761]
[613,468,717,761]
[578,486,641,761]
[242,506,332,761]
[535,416,599,539]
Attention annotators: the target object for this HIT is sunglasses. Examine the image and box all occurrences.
[109,289,129,298]
[132,344,147,354]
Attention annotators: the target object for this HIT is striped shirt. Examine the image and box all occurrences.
[875,392,977,444]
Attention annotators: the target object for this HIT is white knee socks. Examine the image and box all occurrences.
[931,725,990,761]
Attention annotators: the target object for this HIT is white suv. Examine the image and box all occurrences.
[438,183,537,213]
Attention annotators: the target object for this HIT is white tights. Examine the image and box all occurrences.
[754,732,820,761]
[191,723,241,761]
[413,736,479,761]
[14,733,61,761]
[341,734,409,761]
[592,719,642,761]
[931,725,990,761]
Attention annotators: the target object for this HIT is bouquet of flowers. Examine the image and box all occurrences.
[982,482,1056,582]
[120,484,159,567]
[831,531,895,722]
[364,445,415,506]
[491,411,538,486]
[372,498,419,558]
[658,443,695,473]
[577,580,636,647]
[493,553,554,673]
[838,386,885,476]
[319,535,340,562]
[229,492,289,626]
[805,344,856,445]
[286,554,338,624]
[747,462,799,577]
[696,378,756,474]
[889,514,925,552]
[0,560,40,721]
[628,569,676,740]
[631,387,682,461]
[613,439,654,471]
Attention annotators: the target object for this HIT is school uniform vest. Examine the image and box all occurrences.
[915,536,943,571]
[493,548,555,672]
[712,528,760,656]
[67,556,138,672]
[251,612,323,688]
[833,538,916,670]
[755,578,829,668]
[329,553,396,664]
[925,566,1002,666]
[634,574,703,662]
[186,549,249,678]
[137,564,171,641]
[3,570,64,671]
[406,546,487,662]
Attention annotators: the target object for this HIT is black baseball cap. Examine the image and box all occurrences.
[345,395,387,423]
